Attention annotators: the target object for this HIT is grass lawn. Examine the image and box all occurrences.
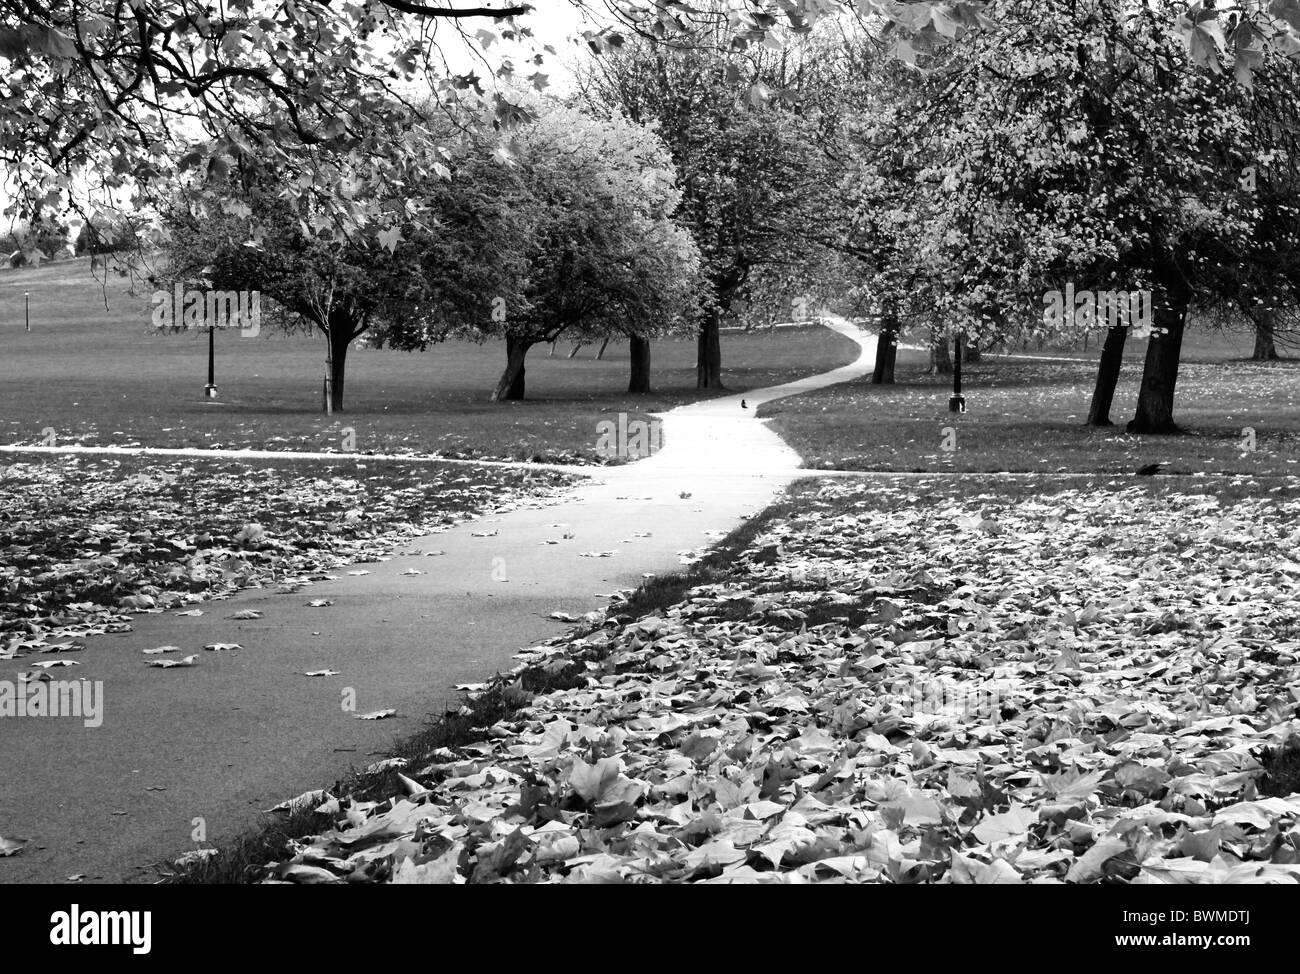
[0,259,860,464]
[762,337,1300,475]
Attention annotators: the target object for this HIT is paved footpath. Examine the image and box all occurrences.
[0,318,873,884]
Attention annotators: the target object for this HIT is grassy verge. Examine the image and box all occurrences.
[763,348,1300,475]
[1,262,860,464]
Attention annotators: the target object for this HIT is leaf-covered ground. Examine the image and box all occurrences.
[261,477,1300,884]
[0,455,573,655]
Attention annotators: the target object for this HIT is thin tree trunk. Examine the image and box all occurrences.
[1127,258,1191,434]
[596,336,611,361]
[965,340,981,364]
[1086,325,1128,426]
[493,336,532,402]
[872,313,898,384]
[567,343,582,359]
[697,309,724,389]
[628,335,651,393]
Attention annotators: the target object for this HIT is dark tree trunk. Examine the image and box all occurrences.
[1252,309,1280,360]
[1127,258,1191,434]
[329,333,348,412]
[965,341,981,364]
[493,336,533,402]
[596,336,611,360]
[931,334,953,375]
[628,335,651,393]
[1087,325,1128,426]
[872,314,898,384]
[321,313,354,413]
[697,308,724,389]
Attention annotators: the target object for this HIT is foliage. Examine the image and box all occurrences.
[254,478,1300,884]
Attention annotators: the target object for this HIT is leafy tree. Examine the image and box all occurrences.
[157,116,516,412]
[475,102,701,401]
[6,0,1296,272]
[840,0,1300,432]
[577,22,833,388]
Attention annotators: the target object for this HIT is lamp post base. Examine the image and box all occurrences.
[948,394,966,413]
[204,384,219,399]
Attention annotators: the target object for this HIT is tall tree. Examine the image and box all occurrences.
[576,22,831,388]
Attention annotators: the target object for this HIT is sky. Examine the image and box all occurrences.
[431,1,606,97]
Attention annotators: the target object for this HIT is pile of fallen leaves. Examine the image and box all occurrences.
[0,455,573,652]
[260,479,1300,884]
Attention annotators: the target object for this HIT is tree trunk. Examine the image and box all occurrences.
[697,308,724,389]
[321,315,353,413]
[965,341,981,364]
[931,333,953,375]
[493,336,533,402]
[1127,258,1190,434]
[329,333,348,412]
[628,335,651,393]
[596,336,611,361]
[1086,325,1128,426]
[1252,308,1280,360]
[872,314,898,384]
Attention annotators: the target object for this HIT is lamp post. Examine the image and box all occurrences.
[948,331,966,413]
[204,324,218,398]
[25,291,30,332]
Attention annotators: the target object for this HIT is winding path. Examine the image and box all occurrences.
[0,317,874,884]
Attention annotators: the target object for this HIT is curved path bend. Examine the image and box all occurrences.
[0,317,873,884]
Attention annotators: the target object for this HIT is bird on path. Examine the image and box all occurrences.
[741,399,748,409]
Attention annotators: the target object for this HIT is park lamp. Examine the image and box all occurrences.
[198,267,218,400]
[949,329,966,413]
[204,321,218,399]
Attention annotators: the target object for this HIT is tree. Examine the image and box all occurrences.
[849,0,1299,432]
[158,115,515,412]
[476,103,700,401]
[5,0,1297,236]
[366,101,700,401]
[577,22,833,388]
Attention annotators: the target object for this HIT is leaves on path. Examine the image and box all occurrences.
[264,481,1300,884]
[0,456,574,656]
